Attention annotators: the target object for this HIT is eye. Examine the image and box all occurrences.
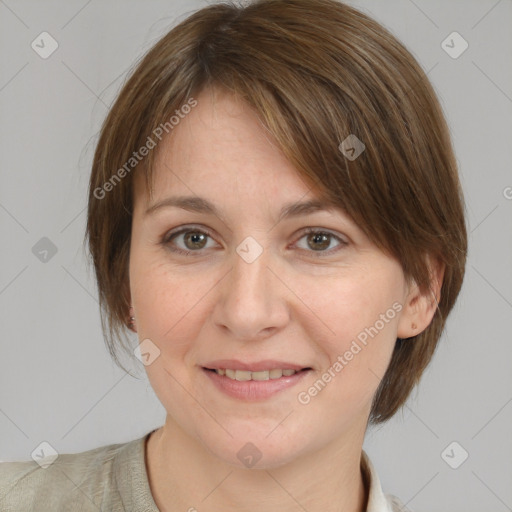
[162,226,218,255]
[293,227,347,257]
[162,225,347,257]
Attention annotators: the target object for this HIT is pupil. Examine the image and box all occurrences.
[187,232,205,249]
[309,233,329,250]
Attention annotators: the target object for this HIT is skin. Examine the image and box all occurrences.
[128,86,443,512]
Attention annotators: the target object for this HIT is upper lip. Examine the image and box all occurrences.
[202,359,310,372]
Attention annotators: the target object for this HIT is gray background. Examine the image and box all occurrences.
[1,1,511,511]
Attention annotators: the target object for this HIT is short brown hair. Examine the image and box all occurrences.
[85,0,467,424]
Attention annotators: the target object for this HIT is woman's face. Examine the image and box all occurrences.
[129,87,412,468]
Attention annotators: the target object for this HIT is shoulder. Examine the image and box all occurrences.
[0,436,145,512]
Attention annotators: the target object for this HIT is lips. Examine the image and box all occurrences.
[203,359,309,372]
[201,359,312,401]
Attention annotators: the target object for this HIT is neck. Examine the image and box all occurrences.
[146,417,368,512]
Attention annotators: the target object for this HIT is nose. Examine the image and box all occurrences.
[211,240,290,341]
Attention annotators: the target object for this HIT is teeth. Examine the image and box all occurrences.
[235,370,252,381]
[214,368,299,380]
[251,370,269,381]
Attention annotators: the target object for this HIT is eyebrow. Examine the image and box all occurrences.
[145,195,339,222]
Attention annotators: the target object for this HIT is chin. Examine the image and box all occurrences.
[213,443,304,470]
[197,422,314,470]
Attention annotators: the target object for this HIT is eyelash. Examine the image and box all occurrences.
[161,225,347,258]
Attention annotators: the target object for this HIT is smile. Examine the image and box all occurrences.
[214,368,300,380]
[202,363,312,401]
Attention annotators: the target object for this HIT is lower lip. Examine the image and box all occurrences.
[202,368,311,401]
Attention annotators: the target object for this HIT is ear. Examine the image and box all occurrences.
[397,255,445,339]
[121,274,134,327]
[124,288,137,332]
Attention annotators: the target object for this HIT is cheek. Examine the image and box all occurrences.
[130,255,220,366]
[294,262,403,352]
[131,262,210,416]
[294,264,403,404]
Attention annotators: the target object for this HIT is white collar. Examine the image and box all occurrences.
[361,450,409,512]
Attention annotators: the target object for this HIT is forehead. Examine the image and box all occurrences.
[133,88,331,212]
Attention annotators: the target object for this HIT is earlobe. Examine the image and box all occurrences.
[124,283,136,332]
[128,304,137,333]
[396,289,422,339]
[397,256,445,339]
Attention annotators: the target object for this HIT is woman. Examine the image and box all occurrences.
[0,0,467,511]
